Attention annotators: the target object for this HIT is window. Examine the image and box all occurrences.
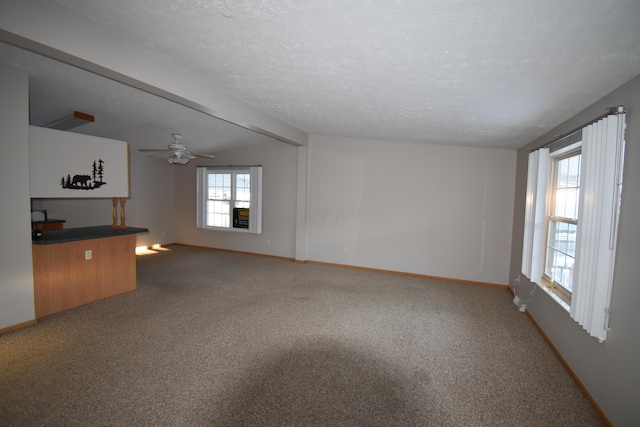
[196,166,262,234]
[544,147,581,305]
[521,111,626,342]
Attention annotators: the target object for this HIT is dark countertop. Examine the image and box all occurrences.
[32,225,149,244]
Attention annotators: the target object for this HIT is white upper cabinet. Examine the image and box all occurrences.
[29,126,129,198]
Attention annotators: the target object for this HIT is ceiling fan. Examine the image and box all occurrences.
[138,133,216,164]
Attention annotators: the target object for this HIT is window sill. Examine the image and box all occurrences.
[202,226,251,233]
[537,281,570,313]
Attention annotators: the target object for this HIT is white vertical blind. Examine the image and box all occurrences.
[571,113,626,341]
[196,167,206,228]
[248,166,263,234]
[521,148,549,283]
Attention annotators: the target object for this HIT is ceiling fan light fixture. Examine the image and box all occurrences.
[139,133,214,164]
[167,153,189,165]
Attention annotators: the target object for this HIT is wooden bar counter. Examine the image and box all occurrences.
[32,225,148,318]
[31,219,66,231]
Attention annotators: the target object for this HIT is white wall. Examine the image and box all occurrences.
[127,153,177,247]
[175,139,299,257]
[306,135,516,285]
[175,132,516,285]
[0,64,35,330]
[34,148,177,247]
[509,74,640,426]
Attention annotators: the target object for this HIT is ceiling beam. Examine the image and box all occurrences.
[0,0,308,147]
[44,111,95,131]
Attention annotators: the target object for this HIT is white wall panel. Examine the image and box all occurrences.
[306,135,517,285]
[0,65,35,329]
[175,139,298,258]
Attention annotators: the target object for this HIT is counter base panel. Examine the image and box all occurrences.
[33,234,137,318]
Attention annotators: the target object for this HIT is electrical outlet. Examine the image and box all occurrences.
[85,250,92,260]
[343,247,348,254]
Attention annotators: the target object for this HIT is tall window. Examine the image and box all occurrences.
[196,166,262,234]
[545,148,581,304]
[521,111,626,342]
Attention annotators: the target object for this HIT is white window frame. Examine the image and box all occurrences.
[543,142,582,306]
[196,166,262,234]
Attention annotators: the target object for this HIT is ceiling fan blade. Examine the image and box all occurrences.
[138,148,173,153]
[138,135,215,163]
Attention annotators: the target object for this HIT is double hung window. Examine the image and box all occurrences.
[545,148,581,305]
[196,166,262,234]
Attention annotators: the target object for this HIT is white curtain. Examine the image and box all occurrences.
[196,167,207,229]
[571,113,626,342]
[248,166,263,234]
[521,148,549,283]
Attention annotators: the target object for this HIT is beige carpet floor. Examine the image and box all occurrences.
[0,244,602,426]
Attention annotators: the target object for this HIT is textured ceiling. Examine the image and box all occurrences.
[0,42,275,154]
[3,0,640,150]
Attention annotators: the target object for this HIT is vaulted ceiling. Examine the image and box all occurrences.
[1,0,639,154]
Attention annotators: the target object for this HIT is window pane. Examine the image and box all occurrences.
[235,173,251,202]
[208,173,231,200]
[555,188,580,219]
[206,200,230,227]
[567,155,581,187]
[557,160,569,188]
[545,220,576,292]
[553,154,581,220]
